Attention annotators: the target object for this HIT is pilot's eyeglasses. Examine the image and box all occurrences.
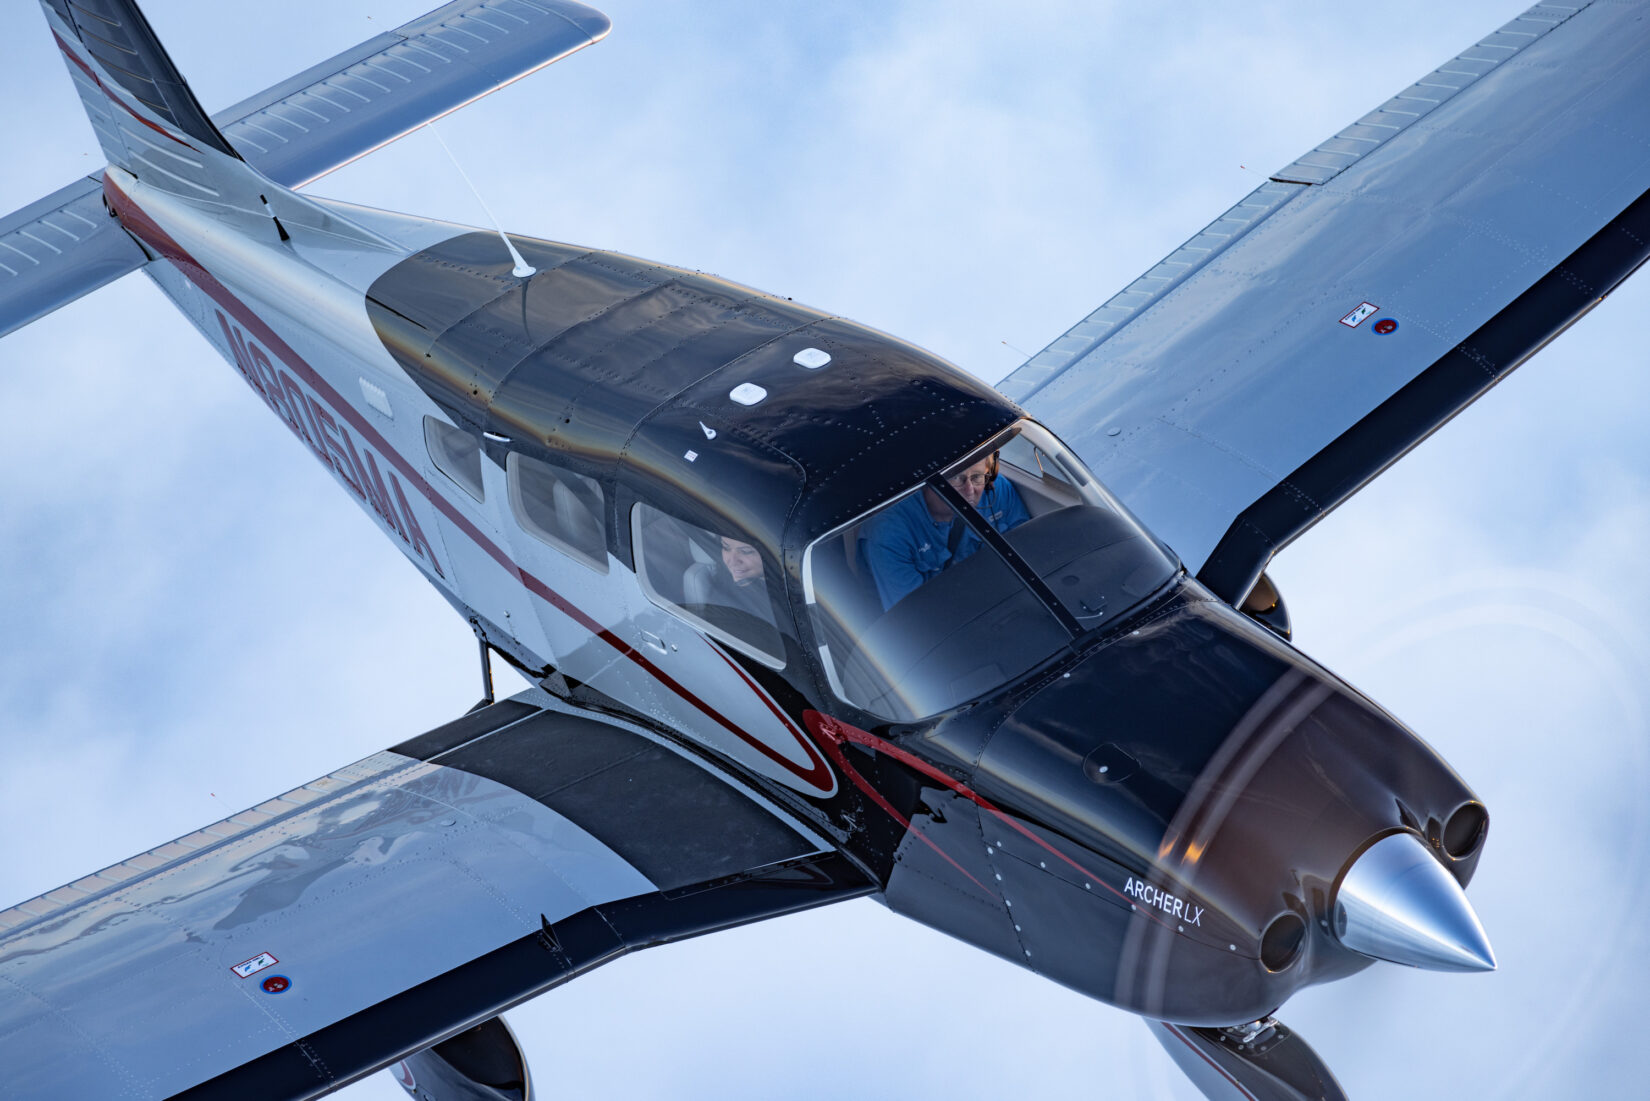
[946,472,990,489]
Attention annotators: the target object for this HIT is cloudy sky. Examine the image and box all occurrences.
[2,1,1647,1098]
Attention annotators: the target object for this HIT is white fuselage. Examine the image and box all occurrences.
[120,172,836,800]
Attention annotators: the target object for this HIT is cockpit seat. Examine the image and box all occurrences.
[682,559,715,606]
[639,511,714,605]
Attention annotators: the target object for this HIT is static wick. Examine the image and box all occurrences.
[427,121,536,279]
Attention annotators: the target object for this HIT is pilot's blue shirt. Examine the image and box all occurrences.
[860,480,1030,610]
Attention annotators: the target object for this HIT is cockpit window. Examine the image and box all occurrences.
[508,452,608,573]
[803,421,1177,721]
[989,426,1176,625]
[423,416,484,502]
[632,503,787,669]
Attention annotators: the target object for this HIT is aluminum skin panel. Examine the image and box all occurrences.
[1002,0,1650,597]
[0,688,848,1100]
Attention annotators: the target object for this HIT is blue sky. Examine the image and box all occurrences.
[2,2,1648,1097]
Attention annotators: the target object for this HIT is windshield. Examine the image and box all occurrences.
[803,421,1177,721]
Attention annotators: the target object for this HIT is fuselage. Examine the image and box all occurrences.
[105,168,1487,1027]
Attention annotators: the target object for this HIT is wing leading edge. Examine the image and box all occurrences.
[1003,0,1650,603]
[0,688,868,1100]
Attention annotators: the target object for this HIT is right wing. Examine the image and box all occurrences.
[0,0,610,340]
[0,687,868,1100]
[1000,0,1650,604]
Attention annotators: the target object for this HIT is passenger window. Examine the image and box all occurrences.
[423,416,484,502]
[507,452,608,573]
[632,503,786,668]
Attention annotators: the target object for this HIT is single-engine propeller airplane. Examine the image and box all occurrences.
[3,1,1648,1098]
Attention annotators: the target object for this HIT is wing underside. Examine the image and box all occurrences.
[1003,0,1650,602]
[0,688,867,1100]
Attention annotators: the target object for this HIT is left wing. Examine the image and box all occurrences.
[0,688,867,1100]
[1000,0,1650,604]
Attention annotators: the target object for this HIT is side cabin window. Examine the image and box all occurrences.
[423,416,484,502]
[507,452,608,573]
[632,503,786,669]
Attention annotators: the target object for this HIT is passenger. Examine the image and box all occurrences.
[708,536,777,629]
[860,452,1030,609]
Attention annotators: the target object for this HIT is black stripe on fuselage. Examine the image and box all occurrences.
[167,851,872,1101]
[1197,184,1650,604]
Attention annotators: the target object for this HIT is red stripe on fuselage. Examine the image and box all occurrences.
[103,177,835,795]
[805,711,1184,933]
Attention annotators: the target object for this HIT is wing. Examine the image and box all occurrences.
[0,688,868,1100]
[1000,0,1650,603]
[0,0,608,340]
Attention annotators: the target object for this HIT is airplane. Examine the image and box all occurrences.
[3,2,1650,1101]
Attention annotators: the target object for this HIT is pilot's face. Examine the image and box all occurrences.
[721,538,763,585]
[945,456,994,508]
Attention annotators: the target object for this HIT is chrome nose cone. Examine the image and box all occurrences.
[1333,832,1497,972]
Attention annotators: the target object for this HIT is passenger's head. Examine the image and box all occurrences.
[720,537,764,585]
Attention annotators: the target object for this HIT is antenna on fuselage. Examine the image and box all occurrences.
[426,121,536,279]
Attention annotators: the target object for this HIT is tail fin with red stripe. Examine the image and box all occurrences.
[41,0,243,192]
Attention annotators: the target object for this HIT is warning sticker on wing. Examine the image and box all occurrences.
[231,952,279,979]
[1340,302,1378,328]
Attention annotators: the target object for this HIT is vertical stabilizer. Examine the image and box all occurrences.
[42,0,238,165]
[39,0,271,214]
[38,0,401,252]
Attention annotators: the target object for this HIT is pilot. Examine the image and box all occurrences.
[860,451,1030,609]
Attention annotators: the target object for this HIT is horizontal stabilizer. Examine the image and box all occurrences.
[1,1,611,339]
[0,176,146,340]
[216,0,612,188]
